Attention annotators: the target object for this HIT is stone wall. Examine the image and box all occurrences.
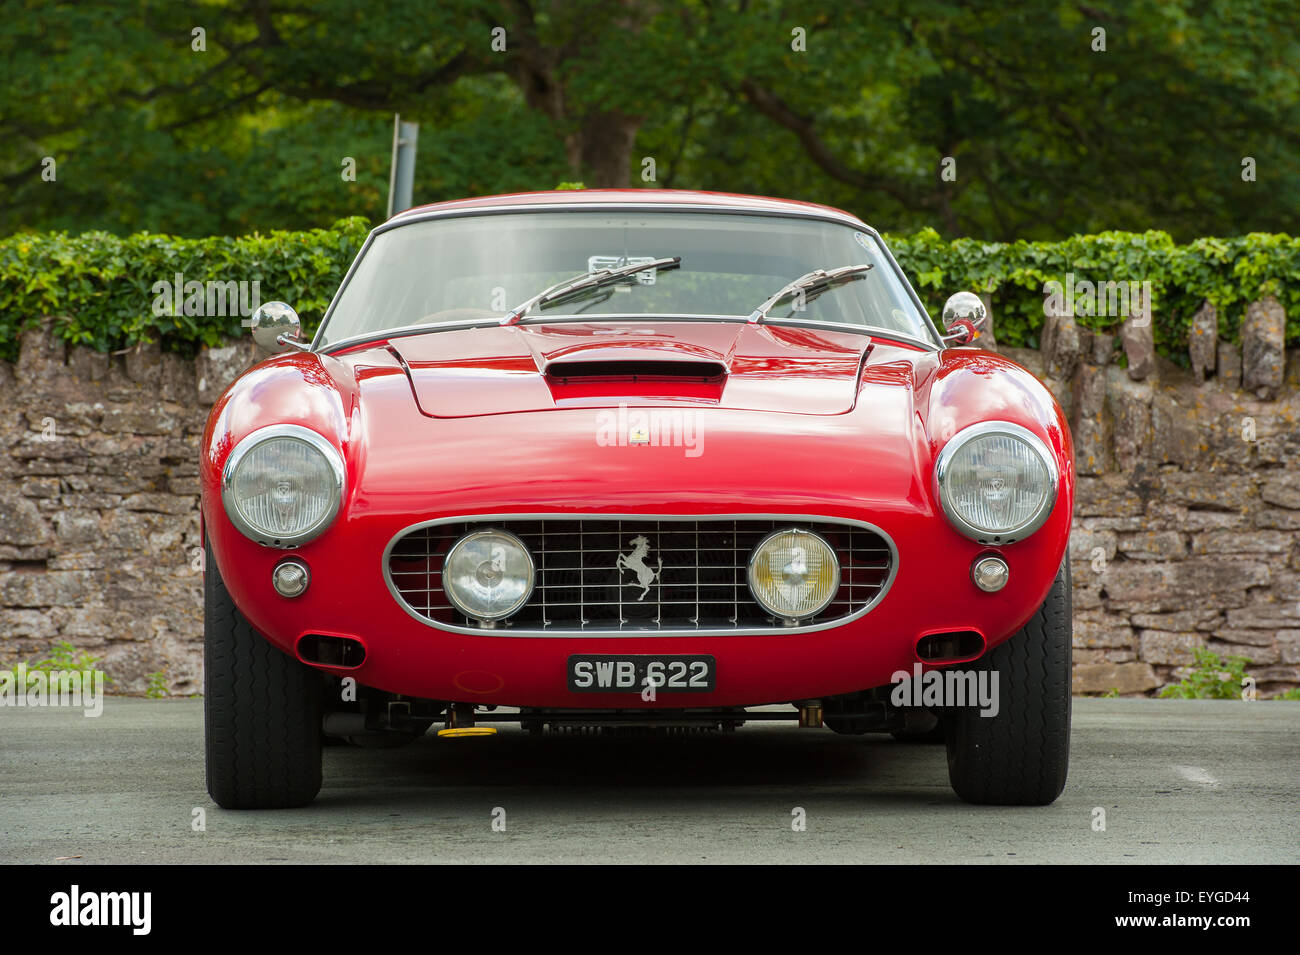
[0,327,260,695]
[1,312,1297,696]
[1006,295,1299,697]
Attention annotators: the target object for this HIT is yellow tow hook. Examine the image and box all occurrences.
[437,702,497,738]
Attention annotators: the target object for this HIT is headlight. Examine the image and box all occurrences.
[221,425,345,547]
[443,530,535,623]
[747,528,840,622]
[934,421,1059,543]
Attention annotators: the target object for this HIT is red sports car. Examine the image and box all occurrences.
[201,189,1074,809]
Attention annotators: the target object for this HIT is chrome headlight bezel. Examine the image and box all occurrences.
[747,527,841,622]
[442,529,536,623]
[220,424,346,548]
[934,421,1060,544]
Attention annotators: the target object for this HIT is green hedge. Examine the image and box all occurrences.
[887,229,1300,358]
[0,217,370,362]
[1,221,1296,363]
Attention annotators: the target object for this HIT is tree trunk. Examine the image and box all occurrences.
[565,110,641,187]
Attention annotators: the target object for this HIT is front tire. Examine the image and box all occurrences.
[944,559,1072,805]
[204,542,323,809]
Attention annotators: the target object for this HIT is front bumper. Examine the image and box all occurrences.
[204,497,1070,709]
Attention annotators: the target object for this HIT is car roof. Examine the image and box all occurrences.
[387,189,870,230]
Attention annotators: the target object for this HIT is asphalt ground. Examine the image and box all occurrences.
[1,698,1297,864]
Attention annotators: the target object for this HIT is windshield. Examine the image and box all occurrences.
[317,210,936,348]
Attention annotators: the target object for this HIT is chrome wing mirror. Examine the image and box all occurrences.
[249,301,308,353]
[941,291,989,346]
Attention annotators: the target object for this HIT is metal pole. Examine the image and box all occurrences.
[386,114,419,218]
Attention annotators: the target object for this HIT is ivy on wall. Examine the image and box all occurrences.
[1,220,1296,363]
[888,229,1300,359]
[0,217,370,361]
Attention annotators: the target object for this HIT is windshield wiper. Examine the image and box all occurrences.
[746,264,873,324]
[500,256,682,326]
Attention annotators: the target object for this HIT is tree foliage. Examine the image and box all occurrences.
[2,0,1298,240]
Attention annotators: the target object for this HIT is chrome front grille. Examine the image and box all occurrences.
[385,515,895,635]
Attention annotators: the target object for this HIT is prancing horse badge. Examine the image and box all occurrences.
[615,535,662,600]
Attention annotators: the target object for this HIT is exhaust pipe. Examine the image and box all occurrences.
[322,712,368,735]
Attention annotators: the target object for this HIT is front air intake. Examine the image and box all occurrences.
[915,630,986,664]
[297,633,366,669]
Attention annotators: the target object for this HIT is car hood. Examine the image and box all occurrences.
[206,328,1069,561]
[384,321,876,417]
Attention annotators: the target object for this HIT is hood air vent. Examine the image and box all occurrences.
[545,359,727,382]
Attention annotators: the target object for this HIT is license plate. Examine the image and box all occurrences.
[567,654,716,693]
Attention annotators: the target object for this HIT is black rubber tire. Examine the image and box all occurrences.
[204,542,323,809]
[944,559,1072,805]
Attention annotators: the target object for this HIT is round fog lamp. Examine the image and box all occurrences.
[272,559,310,598]
[971,555,1009,592]
[443,530,535,622]
[747,528,840,621]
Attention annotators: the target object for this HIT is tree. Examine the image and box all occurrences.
[2,0,1297,239]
